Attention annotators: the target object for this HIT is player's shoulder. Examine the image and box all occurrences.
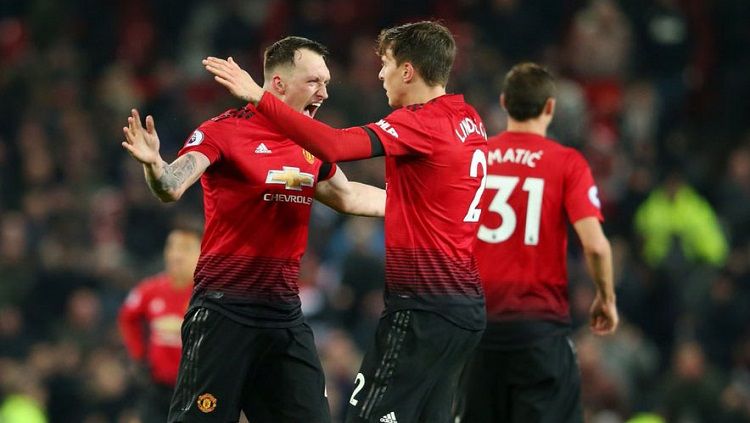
[487,131,547,148]
[537,138,591,174]
[421,94,476,116]
[137,273,171,292]
[556,142,589,165]
[197,106,258,131]
[123,274,162,309]
[387,104,422,120]
[548,142,593,180]
[373,104,426,137]
[394,94,459,117]
[490,132,572,151]
[457,96,483,118]
[186,106,263,149]
[210,106,257,123]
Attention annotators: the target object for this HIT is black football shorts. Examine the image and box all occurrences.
[345,310,482,423]
[455,333,583,423]
[168,307,331,423]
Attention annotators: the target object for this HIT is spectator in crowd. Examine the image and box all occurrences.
[118,225,201,423]
[659,341,724,422]
[634,168,728,269]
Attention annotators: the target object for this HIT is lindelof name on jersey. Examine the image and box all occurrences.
[488,148,543,168]
[375,119,399,138]
[455,117,486,142]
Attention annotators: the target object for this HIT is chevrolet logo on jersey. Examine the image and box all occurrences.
[266,167,314,191]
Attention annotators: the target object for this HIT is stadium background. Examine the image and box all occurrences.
[1,0,749,421]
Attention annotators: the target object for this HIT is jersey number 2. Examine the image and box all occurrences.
[464,149,488,222]
[349,373,365,406]
[477,176,545,245]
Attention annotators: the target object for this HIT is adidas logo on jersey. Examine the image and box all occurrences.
[380,412,398,423]
[255,143,272,154]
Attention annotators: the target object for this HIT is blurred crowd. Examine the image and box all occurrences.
[1,0,749,422]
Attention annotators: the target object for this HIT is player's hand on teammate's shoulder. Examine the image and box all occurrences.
[589,293,619,336]
[203,56,264,105]
[121,108,162,166]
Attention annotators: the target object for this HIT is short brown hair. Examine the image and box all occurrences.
[263,36,329,77]
[170,215,204,239]
[376,21,456,87]
[502,62,557,121]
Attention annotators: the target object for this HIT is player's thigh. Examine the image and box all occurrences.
[344,310,421,423]
[454,348,506,423]
[417,319,482,423]
[168,307,256,423]
[345,311,480,423]
[242,323,330,423]
[509,335,583,423]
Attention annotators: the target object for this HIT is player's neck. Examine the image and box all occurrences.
[402,84,446,107]
[506,119,548,137]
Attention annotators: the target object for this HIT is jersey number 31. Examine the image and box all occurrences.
[477,176,545,245]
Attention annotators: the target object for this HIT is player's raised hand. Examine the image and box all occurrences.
[122,109,162,166]
[589,293,618,336]
[203,56,264,105]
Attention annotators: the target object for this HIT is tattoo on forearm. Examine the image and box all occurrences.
[147,154,196,199]
[163,154,197,190]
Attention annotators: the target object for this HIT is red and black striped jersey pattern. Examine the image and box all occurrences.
[474,132,602,324]
[365,95,488,330]
[178,104,336,327]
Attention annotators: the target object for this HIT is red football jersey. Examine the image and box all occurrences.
[178,105,336,326]
[118,273,192,386]
[474,132,603,323]
[365,95,488,330]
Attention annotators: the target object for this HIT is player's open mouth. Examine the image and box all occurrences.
[304,102,322,118]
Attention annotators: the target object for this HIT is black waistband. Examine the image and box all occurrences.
[479,319,570,350]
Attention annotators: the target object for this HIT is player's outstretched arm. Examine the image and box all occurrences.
[573,217,619,336]
[203,57,375,163]
[315,168,385,217]
[122,109,210,202]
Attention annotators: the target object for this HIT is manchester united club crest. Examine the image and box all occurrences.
[197,393,217,413]
[302,149,315,164]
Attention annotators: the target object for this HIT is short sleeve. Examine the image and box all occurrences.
[318,162,338,182]
[178,122,224,164]
[564,150,604,223]
[122,285,145,312]
[364,108,433,157]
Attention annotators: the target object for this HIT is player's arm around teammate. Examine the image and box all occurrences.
[315,167,386,217]
[203,57,377,163]
[206,23,489,423]
[204,57,265,113]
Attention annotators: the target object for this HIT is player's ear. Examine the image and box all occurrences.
[272,75,285,94]
[500,94,507,110]
[544,98,556,117]
[402,62,415,83]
